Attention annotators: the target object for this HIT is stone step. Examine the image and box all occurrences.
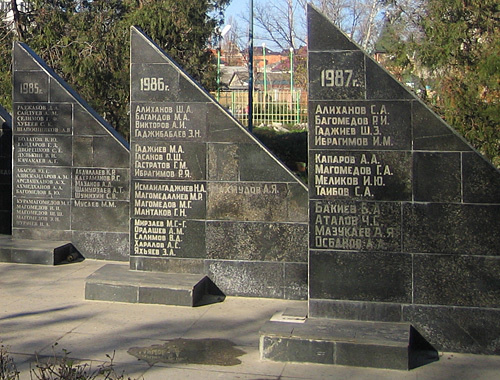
[85,263,226,307]
[260,312,438,370]
[0,235,81,265]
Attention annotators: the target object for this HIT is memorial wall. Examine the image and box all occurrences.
[130,27,309,299]
[307,5,500,354]
[12,43,130,260]
[0,105,12,235]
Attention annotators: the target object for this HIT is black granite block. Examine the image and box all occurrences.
[238,143,295,182]
[309,250,412,303]
[403,305,500,354]
[413,152,461,202]
[206,221,307,263]
[13,71,49,103]
[14,102,72,135]
[207,104,252,143]
[309,52,366,101]
[205,260,285,298]
[261,336,334,364]
[130,29,166,65]
[73,105,108,136]
[310,200,402,252]
[462,152,500,203]
[310,100,412,150]
[73,167,129,201]
[0,212,11,235]
[336,342,408,370]
[13,44,40,71]
[131,141,206,181]
[13,198,71,231]
[73,136,93,167]
[413,254,500,308]
[85,282,138,303]
[207,143,240,181]
[13,41,130,262]
[72,231,129,261]
[284,263,308,300]
[403,203,500,255]
[261,316,413,369]
[308,299,403,322]
[178,75,211,103]
[207,182,292,222]
[0,186,11,209]
[138,287,192,306]
[130,256,205,274]
[130,63,180,103]
[72,200,129,232]
[131,218,206,259]
[132,181,206,220]
[0,246,11,262]
[12,228,72,241]
[366,59,414,100]
[92,136,130,168]
[287,183,309,222]
[14,166,72,199]
[14,135,73,166]
[307,5,359,52]
[412,101,472,152]
[131,102,207,142]
[310,151,412,201]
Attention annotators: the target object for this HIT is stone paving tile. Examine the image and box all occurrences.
[2,261,500,380]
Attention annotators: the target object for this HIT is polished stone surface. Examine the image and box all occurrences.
[129,27,308,299]
[12,42,130,260]
[307,4,500,354]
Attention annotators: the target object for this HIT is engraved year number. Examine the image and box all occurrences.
[20,82,43,95]
[320,69,356,87]
[140,77,169,92]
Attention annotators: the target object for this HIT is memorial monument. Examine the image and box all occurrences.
[260,5,500,369]
[85,27,309,304]
[0,104,12,235]
[10,42,130,262]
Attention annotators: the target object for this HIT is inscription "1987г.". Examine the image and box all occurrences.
[320,69,360,88]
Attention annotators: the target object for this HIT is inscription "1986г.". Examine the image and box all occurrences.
[140,77,169,92]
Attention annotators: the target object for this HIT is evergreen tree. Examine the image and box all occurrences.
[419,0,500,167]
[0,0,230,139]
[380,0,500,167]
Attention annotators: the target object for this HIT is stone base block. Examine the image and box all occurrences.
[0,235,81,265]
[260,313,438,370]
[85,263,225,307]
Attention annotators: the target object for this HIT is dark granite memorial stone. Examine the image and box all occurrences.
[0,105,12,235]
[129,27,308,299]
[307,4,500,354]
[12,42,130,261]
[310,200,402,252]
[309,100,412,151]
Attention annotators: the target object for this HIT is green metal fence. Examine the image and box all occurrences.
[215,90,308,128]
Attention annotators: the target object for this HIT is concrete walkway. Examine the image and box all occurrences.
[1,260,499,379]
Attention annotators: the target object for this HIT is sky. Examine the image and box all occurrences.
[224,0,250,23]
[222,0,304,51]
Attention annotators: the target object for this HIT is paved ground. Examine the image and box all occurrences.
[1,259,500,379]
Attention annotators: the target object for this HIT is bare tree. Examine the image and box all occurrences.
[253,0,306,50]
[309,0,388,51]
